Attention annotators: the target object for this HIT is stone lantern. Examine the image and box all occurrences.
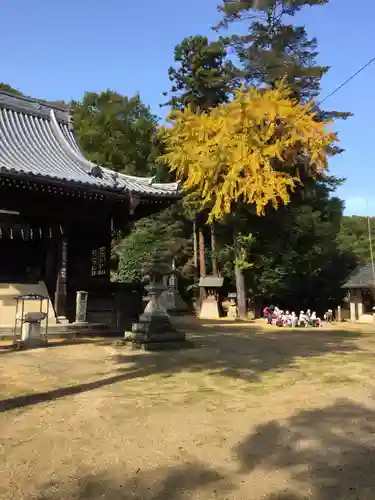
[126,252,190,350]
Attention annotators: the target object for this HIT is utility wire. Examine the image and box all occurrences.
[368,212,375,287]
[318,55,375,107]
[287,54,375,129]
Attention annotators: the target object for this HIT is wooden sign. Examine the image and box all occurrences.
[60,238,68,282]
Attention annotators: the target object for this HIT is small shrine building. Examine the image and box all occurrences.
[342,263,375,322]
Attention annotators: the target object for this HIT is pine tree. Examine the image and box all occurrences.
[162,35,236,111]
[216,0,329,102]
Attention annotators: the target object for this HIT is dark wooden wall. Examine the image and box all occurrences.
[0,175,174,324]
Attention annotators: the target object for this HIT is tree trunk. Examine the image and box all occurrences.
[210,223,218,276]
[198,224,206,305]
[235,265,247,320]
[193,218,198,277]
[233,229,247,320]
[198,225,206,277]
[192,218,199,311]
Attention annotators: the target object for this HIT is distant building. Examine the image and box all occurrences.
[342,263,375,322]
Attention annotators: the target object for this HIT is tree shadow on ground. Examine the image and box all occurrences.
[29,399,375,499]
[0,324,364,413]
[114,325,363,383]
[0,338,113,356]
[234,398,375,499]
[36,462,230,500]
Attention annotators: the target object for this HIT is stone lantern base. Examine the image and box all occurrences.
[126,283,192,351]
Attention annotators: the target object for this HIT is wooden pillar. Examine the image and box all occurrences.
[54,235,68,321]
[44,229,55,283]
[193,219,198,277]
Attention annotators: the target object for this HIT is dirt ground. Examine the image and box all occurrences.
[2,319,375,500]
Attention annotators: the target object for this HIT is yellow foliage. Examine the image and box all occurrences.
[159,81,338,222]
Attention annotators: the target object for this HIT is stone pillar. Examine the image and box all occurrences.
[349,292,357,322]
[336,305,342,323]
[75,291,88,324]
[357,290,363,319]
[54,236,68,323]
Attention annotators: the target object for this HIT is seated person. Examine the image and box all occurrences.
[299,311,307,327]
[290,311,298,327]
[327,309,333,322]
[310,311,317,327]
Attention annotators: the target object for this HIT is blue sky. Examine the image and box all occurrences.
[1,0,373,215]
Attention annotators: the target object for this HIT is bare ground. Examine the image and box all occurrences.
[2,319,375,499]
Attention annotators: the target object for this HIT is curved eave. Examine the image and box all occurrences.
[0,168,181,203]
[0,92,181,199]
[341,284,375,289]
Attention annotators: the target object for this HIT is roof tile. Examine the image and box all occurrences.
[342,263,375,288]
[0,92,180,198]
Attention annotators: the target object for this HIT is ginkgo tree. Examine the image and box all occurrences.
[159,81,337,318]
[160,81,337,223]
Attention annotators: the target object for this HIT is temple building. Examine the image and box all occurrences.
[342,263,375,322]
[0,91,179,327]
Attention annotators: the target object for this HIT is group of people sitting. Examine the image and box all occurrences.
[263,305,333,328]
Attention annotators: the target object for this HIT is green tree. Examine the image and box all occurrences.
[338,216,375,263]
[0,83,23,95]
[72,91,162,177]
[112,204,193,288]
[215,178,357,312]
[162,35,236,111]
[211,0,353,314]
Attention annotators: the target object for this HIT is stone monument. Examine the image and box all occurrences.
[74,290,88,324]
[126,253,191,350]
[227,292,238,319]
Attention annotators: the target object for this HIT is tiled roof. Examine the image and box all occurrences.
[342,263,375,289]
[0,92,180,198]
[199,276,224,288]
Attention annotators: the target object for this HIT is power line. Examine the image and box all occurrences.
[287,54,375,130]
[366,200,375,288]
[318,55,375,106]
